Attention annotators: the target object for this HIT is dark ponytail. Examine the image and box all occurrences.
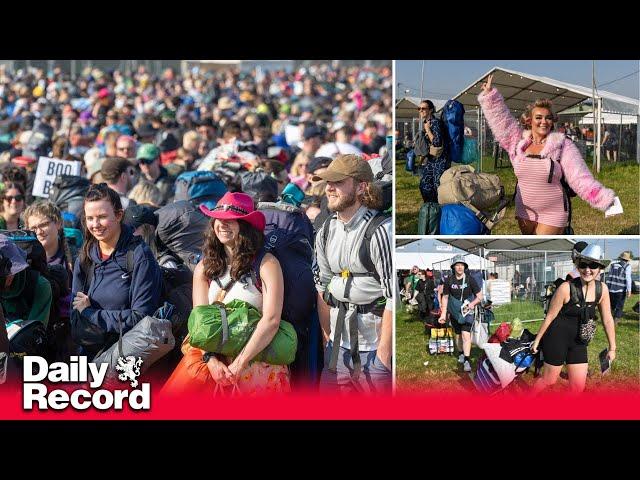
[80,183,123,270]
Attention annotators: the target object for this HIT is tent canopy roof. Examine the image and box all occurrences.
[397,238,577,265]
[451,67,639,116]
[395,97,448,120]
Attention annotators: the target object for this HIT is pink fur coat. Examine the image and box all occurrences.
[478,88,616,221]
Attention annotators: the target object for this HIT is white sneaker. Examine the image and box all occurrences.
[463,360,472,372]
[458,354,465,364]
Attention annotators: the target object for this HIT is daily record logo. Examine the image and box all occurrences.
[22,356,150,411]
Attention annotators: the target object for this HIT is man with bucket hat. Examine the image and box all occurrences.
[437,255,483,372]
[605,250,633,325]
[314,154,393,394]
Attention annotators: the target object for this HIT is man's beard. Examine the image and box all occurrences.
[327,188,357,212]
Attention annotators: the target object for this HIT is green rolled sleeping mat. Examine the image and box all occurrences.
[188,299,298,365]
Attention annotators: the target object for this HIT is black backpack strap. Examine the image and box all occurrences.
[595,280,602,305]
[569,277,583,306]
[358,211,391,284]
[320,213,336,255]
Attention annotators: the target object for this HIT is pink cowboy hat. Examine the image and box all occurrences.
[199,192,265,232]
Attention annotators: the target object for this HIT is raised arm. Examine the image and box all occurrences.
[477,74,523,158]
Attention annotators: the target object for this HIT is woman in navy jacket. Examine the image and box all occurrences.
[71,183,162,358]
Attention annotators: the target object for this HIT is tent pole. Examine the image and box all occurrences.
[478,108,483,172]
[596,97,602,173]
[618,113,622,161]
[592,61,596,170]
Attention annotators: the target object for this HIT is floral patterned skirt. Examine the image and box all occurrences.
[161,346,290,397]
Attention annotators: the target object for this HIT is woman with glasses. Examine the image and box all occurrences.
[23,201,78,360]
[531,244,617,394]
[70,183,162,359]
[0,182,26,231]
[415,100,450,204]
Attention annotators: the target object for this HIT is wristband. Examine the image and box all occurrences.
[202,351,216,363]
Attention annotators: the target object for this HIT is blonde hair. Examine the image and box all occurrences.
[22,200,63,226]
[305,180,326,197]
[182,130,201,149]
[359,182,384,210]
[520,99,558,129]
[128,181,163,207]
[290,152,311,177]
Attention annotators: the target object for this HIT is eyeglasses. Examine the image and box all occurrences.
[30,220,53,233]
[418,108,428,111]
[577,261,603,270]
[138,157,156,165]
[117,146,135,152]
[4,194,24,202]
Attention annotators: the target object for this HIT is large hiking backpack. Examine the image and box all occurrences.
[1,230,69,310]
[321,210,391,286]
[257,202,316,330]
[440,100,465,163]
[373,150,393,212]
[173,170,227,207]
[49,174,91,227]
[256,202,318,384]
[155,200,210,271]
[22,121,54,159]
[437,164,507,230]
[2,230,70,360]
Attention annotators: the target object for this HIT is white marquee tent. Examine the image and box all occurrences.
[449,67,640,168]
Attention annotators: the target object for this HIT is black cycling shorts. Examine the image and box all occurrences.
[541,317,588,365]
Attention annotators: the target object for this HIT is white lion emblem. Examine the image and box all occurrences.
[115,356,143,388]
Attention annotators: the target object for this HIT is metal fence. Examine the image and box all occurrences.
[480,111,639,169]
[432,249,575,325]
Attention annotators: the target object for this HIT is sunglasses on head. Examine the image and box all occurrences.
[4,194,24,202]
[577,261,602,270]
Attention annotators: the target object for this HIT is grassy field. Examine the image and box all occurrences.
[395,156,640,235]
[396,294,640,394]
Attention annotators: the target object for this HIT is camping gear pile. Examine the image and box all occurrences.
[473,319,542,395]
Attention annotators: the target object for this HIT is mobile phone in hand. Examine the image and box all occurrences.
[599,348,611,375]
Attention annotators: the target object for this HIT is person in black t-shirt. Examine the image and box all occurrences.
[438,256,483,372]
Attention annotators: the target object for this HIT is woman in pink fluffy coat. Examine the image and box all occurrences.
[478,74,618,234]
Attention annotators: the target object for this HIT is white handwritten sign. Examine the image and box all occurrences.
[32,157,82,198]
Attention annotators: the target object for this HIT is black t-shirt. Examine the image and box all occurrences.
[443,274,480,300]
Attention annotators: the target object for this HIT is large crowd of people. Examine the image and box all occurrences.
[0,62,393,396]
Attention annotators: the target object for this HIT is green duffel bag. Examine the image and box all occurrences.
[187,299,298,365]
[418,202,440,235]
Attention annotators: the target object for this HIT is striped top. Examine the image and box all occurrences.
[515,154,568,228]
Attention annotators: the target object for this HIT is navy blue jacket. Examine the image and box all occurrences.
[71,224,162,335]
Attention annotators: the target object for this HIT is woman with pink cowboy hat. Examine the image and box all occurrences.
[163,192,289,395]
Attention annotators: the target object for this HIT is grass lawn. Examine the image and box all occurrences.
[395,156,640,235]
[396,294,640,394]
